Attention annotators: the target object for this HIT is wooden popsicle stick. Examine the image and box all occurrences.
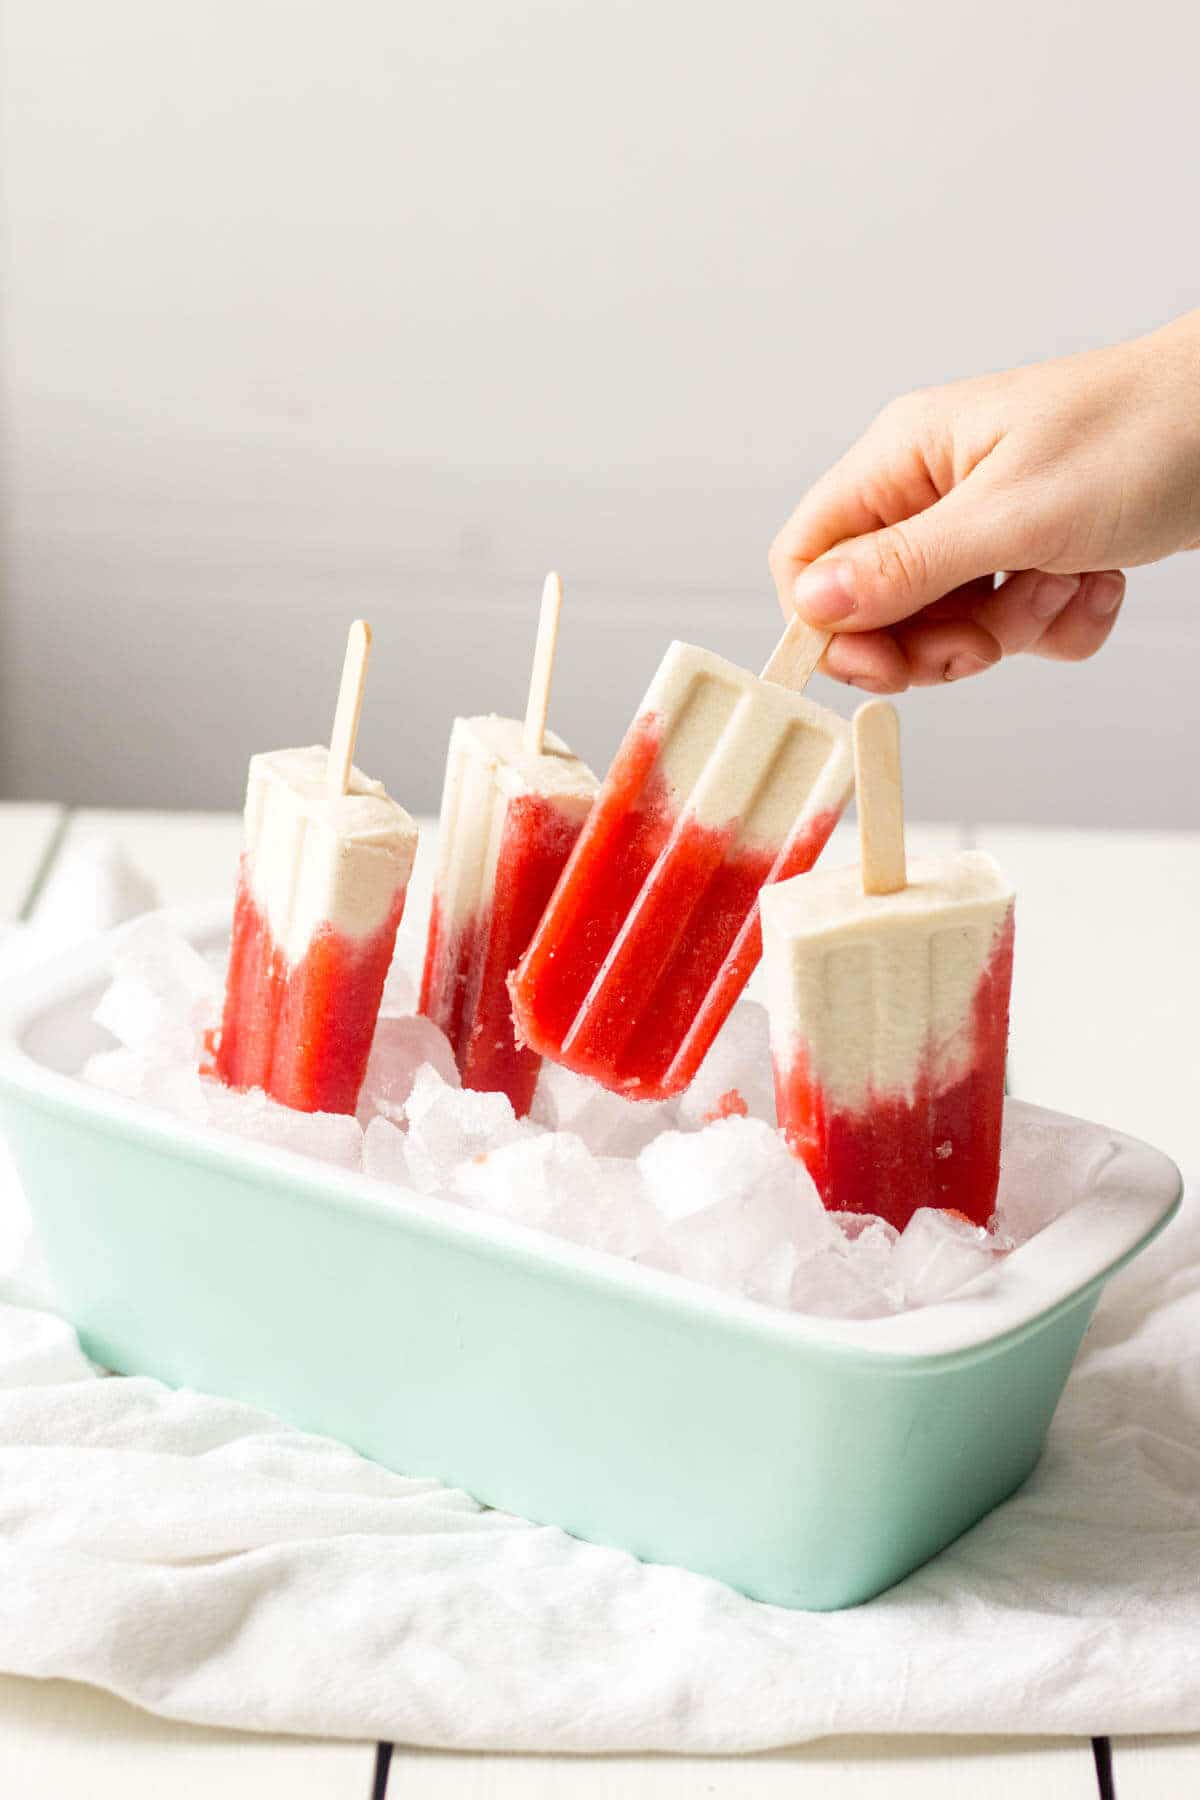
[522,571,563,756]
[853,698,908,895]
[759,614,831,691]
[326,619,373,799]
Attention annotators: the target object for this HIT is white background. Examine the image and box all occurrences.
[1,0,1197,822]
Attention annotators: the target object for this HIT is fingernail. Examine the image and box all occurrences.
[1029,573,1080,620]
[846,674,892,694]
[793,559,857,624]
[1085,572,1125,618]
[943,653,992,682]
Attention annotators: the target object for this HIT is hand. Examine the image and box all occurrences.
[769,312,1200,691]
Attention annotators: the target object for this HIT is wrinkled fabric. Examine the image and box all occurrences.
[0,1193,1197,1750]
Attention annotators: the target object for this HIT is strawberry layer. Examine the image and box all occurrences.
[212,864,407,1114]
[773,912,1014,1230]
[420,791,587,1117]
[510,712,842,1100]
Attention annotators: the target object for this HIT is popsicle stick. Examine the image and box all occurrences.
[760,614,831,691]
[522,571,563,755]
[326,619,372,799]
[854,699,907,895]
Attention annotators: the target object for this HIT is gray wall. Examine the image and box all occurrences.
[2,0,1197,824]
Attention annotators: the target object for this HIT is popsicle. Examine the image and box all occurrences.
[760,700,1014,1231]
[210,622,417,1115]
[508,616,855,1100]
[420,574,598,1116]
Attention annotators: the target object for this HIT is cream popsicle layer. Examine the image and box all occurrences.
[760,851,1015,1230]
[212,746,418,1114]
[509,640,854,1100]
[419,715,598,1116]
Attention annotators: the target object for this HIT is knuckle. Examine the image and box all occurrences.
[1045,642,1090,664]
[1057,632,1105,664]
[869,398,907,441]
[876,387,933,433]
[1039,620,1105,664]
[870,524,929,601]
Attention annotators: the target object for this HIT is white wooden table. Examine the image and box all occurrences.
[1,801,1197,1798]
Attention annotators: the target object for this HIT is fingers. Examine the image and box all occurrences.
[1032,570,1125,660]
[820,578,995,693]
[971,571,1081,655]
[892,617,1003,687]
[787,476,1024,634]
[821,629,912,693]
[770,388,1125,677]
[811,569,1124,691]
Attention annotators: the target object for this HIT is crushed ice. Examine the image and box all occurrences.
[82,914,1090,1319]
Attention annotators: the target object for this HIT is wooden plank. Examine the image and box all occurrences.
[397,1735,1099,1797]
[0,803,64,921]
[1110,1735,1200,1798]
[0,1674,374,1798]
[973,826,1200,1172]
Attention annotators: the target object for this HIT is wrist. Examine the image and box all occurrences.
[1142,311,1200,546]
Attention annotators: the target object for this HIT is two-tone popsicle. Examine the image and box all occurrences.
[760,700,1014,1230]
[509,617,854,1100]
[419,575,598,1116]
[211,622,417,1115]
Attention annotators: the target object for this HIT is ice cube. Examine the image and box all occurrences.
[994,1109,1120,1244]
[403,1063,532,1193]
[530,1059,678,1156]
[587,1159,671,1264]
[833,1213,902,1301]
[638,1116,834,1306]
[84,1048,210,1125]
[363,1115,416,1189]
[677,999,775,1129]
[892,1207,1000,1306]
[739,1237,803,1310]
[378,948,419,1019]
[201,1080,364,1171]
[456,1132,668,1265]
[357,1014,460,1126]
[788,1244,901,1319]
[93,915,221,1059]
[639,1115,813,1224]
[832,1211,897,1244]
[455,1130,598,1230]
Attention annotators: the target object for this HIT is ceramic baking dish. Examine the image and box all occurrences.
[0,906,1182,1610]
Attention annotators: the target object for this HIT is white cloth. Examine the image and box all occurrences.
[0,1191,1198,1750]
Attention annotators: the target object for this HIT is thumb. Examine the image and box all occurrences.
[791,487,1013,633]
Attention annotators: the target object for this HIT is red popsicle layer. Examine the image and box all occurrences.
[213,872,408,1114]
[510,711,843,1100]
[420,791,589,1117]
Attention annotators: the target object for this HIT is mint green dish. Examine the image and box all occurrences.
[0,907,1182,1611]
